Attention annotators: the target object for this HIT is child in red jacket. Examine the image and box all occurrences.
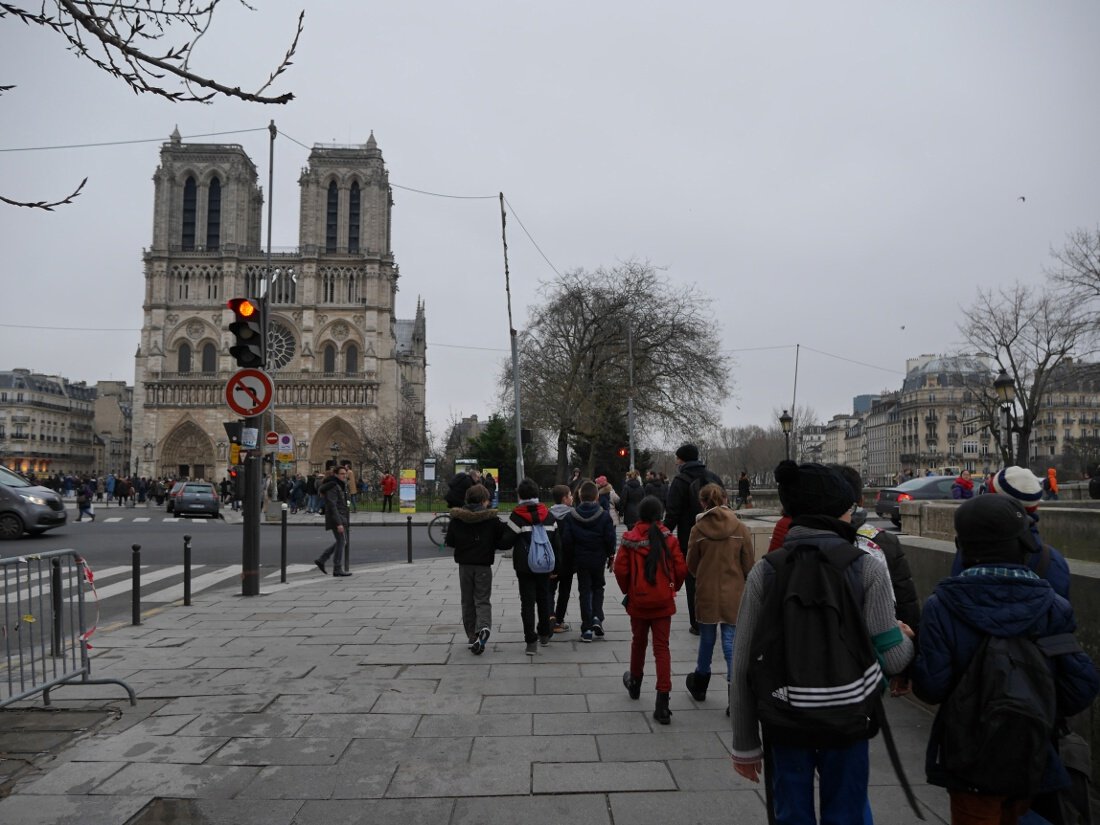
[615,495,688,724]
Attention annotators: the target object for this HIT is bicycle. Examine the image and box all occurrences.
[427,512,451,548]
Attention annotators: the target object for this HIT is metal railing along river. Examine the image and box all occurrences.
[1,549,135,708]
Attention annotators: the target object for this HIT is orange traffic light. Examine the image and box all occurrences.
[227,298,264,367]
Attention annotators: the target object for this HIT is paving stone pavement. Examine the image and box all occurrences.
[0,554,952,824]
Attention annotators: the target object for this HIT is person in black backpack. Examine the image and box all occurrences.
[912,495,1098,825]
[664,443,723,634]
[730,461,915,824]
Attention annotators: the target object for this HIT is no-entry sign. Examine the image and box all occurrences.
[265,431,279,445]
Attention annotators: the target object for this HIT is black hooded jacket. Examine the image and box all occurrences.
[445,505,506,566]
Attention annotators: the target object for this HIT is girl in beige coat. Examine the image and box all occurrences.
[684,483,755,706]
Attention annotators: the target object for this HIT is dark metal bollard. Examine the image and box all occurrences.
[183,534,192,606]
[131,544,141,626]
[280,505,288,583]
[50,557,62,657]
[406,515,413,564]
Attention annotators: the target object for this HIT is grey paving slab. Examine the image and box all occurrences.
[387,758,530,797]
[296,712,420,738]
[91,762,260,798]
[61,729,229,764]
[371,692,480,715]
[174,711,308,737]
[413,712,531,738]
[352,645,452,664]
[533,760,675,793]
[667,757,744,790]
[14,759,128,795]
[597,730,730,761]
[293,797,454,825]
[123,797,303,825]
[480,693,588,714]
[209,736,350,766]
[470,732,597,764]
[451,792,612,825]
[150,694,273,715]
[433,675,535,695]
[265,692,383,714]
[533,710,652,735]
[342,736,473,765]
[236,763,395,799]
[608,789,770,824]
[0,794,150,825]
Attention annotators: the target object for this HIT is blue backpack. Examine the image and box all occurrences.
[527,523,556,574]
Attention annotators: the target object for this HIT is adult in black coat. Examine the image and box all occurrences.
[663,444,723,633]
[619,470,645,529]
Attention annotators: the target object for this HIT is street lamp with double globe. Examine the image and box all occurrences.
[993,368,1018,464]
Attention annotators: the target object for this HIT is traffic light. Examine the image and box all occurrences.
[617,446,628,458]
[227,298,264,368]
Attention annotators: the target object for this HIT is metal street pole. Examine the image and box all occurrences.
[500,194,525,483]
[627,321,636,470]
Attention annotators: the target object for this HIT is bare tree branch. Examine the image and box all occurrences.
[0,176,86,210]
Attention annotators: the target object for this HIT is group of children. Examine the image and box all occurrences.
[445,472,757,727]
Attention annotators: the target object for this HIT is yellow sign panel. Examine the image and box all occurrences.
[400,469,417,514]
[229,443,241,465]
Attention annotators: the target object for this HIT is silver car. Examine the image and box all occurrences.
[175,482,220,518]
[0,465,68,539]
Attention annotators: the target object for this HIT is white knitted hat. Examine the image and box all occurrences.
[991,466,1043,512]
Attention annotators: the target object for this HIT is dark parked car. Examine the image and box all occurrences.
[0,464,67,539]
[875,475,958,527]
[174,482,220,518]
[166,481,186,513]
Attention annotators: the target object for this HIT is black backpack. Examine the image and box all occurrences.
[748,540,882,748]
[940,631,1074,796]
[680,469,724,519]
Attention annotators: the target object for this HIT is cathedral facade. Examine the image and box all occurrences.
[131,130,426,481]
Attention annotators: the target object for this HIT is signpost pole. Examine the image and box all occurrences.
[242,415,262,596]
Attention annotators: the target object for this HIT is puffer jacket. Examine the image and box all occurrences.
[502,502,561,576]
[561,500,616,570]
[445,505,506,566]
[685,506,755,624]
[948,511,1071,601]
[618,478,645,527]
[912,569,1099,793]
[614,520,687,619]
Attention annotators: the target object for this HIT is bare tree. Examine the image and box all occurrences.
[506,261,730,480]
[958,283,1094,466]
[1047,226,1100,303]
[355,411,425,482]
[2,1,304,209]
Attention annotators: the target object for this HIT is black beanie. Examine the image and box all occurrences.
[954,495,1032,566]
[775,460,855,518]
[676,443,699,462]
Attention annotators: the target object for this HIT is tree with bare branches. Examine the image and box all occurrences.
[355,411,425,484]
[1047,226,1100,303]
[957,283,1094,466]
[2,0,304,209]
[506,261,730,480]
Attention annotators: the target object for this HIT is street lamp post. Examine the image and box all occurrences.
[779,409,793,461]
[993,368,1018,465]
[330,441,340,467]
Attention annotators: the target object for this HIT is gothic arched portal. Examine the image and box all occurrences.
[159,420,216,480]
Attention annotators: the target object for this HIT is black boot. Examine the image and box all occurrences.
[654,691,672,725]
[622,671,642,701]
[685,671,711,702]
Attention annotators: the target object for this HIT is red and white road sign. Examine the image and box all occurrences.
[225,368,274,418]
[265,431,279,445]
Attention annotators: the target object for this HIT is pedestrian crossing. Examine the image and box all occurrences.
[0,563,318,606]
[72,516,223,524]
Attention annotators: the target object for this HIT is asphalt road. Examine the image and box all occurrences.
[0,517,451,629]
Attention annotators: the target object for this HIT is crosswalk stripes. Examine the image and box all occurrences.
[1,563,319,605]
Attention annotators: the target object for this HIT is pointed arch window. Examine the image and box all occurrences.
[323,344,336,374]
[182,176,197,250]
[178,342,192,374]
[345,344,359,375]
[201,342,217,374]
[348,182,361,253]
[325,181,338,253]
[206,177,221,250]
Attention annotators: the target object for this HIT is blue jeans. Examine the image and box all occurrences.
[318,527,347,573]
[575,565,605,631]
[768,740,870,825]
[696,622,735,680]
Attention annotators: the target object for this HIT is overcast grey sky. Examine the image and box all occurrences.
[2,2,1099,445]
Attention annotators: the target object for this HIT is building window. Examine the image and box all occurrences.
[325,181,338,253]
[345,344,358,375]
[182,176,197,250]
[206,177,221,250]
[205,272,218,300]
[178,343,192,373]
[348,182,360,253]
[323,344,336,374]
[176,271,190,300]
[321,270,335,303]
[201,343,216,374]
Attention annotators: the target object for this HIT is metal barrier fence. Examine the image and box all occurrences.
[1,550,135,708]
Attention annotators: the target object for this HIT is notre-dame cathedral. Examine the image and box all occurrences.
[131,129,426,480]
